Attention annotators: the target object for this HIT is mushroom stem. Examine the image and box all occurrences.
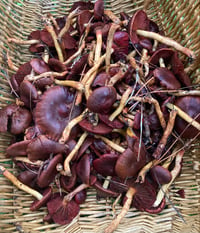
[14,157,43,166]
[60,108,88,143]
[104,10,122,25]
[109,87,133,121]
[141,49,149,77]
[47,13,60,30]
[42,49,49,63]
[0,165,43,200]
[63,132,88,176]
[84,54,107,99]
[166,102,200,131]
[94,29,102,63]
[45,24,64,62]
[136,30,196,59]
[104,187,136,233]
[136,146,180,183]
[159,58,165,67]
[88,41,96,66]
[63,41,86,65]
[152,110,177,159]
[25,71,68,82]
[58,7,80,40]
[108,68,126,86]
[153,149,184,207]
[6,51,18,71]
[169,90,200,97]
[63,183,89,204]
[55,80,84,92]
[129,96,166,129]
[7,38,40,45]
[95,135,125,153]
[106,23,120,72]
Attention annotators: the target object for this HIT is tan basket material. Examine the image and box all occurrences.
[0,0,199,232]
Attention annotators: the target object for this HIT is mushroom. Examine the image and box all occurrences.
[35,86,80,141]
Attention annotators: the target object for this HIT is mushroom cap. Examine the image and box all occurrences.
[131,181,157,211]
[149,48,191,87]
[153,67,181,90]
[19,80,38,108]
[47,194,80,225]
[77,10,93,35]
[150,165,172,184]
[94,0,104,20]
[115,139,147,179]
[74,189,87,204]
[79,119,113,134]
[92,72,111,88]
[174,96,200,138]
[30,58,50,74]
[128,10,149,45]
[30,187,52,211]
[76,154,91,185]
[6,140,31,157]
[93,153,118,176]
[87,86,117,114]
[99,114,124,129]
[17,170,38,189]
[27,135,67,161]
[37,153,63,188]
[10,107,32,135]
[48,58,67,72]
[15,62,32,85]
[35,86,79,141]
[60,164,77,192]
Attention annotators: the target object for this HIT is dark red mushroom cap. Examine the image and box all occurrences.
[19,80,38,108]
[87,86,117,114]
[40,29,54,47]
[93,153,118,176]
[70,1,94,12]
[48,58,67,72]
[10,107,32,135]
[79,119,113,134]
[30,58,50,74]
[93,179,119,198]
[76,154,91,185]
[37,153,63,188]
[35,86,79,141]
[60,164,77,192]
[15,62,32,85]
[115,139,147,179]
[131,181,157,211]
[77,10,93,35]
[47,194,80,225]
[30,187,52,211]
[27,135,67,161]
[98,114,124,129]
[6,140,31,157]
[74,189,87,204]
[150,165,172,185]
[149,48,191,87]
[174,96,200,138]
[17,170,38,189]
[128,10,150,45]
[153,67,181,90]
[92,72,111,88]
[94,0,104,20]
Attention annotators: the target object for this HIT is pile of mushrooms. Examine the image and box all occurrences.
[1,1,200,232]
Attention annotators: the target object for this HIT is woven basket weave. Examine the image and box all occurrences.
[0,0,199,232]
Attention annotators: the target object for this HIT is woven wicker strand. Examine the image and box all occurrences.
[0,0,199,232]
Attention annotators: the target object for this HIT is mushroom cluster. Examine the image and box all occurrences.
[1,1,200,232]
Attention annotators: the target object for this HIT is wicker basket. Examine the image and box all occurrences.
[0,0,199,232]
